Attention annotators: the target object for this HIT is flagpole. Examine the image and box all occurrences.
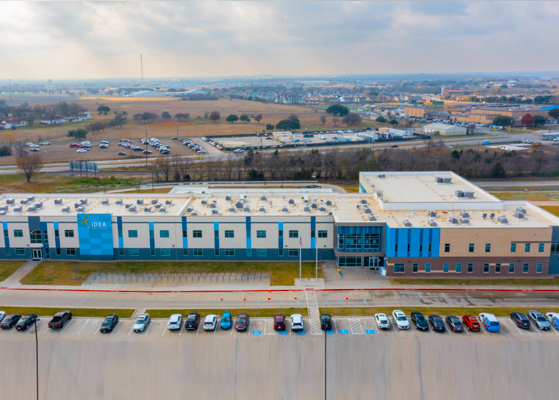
[315,238,318,280]
[299,237,302,280]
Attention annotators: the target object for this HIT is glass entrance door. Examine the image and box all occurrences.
[32,248,42,260]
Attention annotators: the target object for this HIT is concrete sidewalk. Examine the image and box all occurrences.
[1,260,41,288]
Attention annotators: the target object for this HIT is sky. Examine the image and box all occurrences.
[0,1,558,80]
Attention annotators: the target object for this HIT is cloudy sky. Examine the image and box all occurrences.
[0,1,558,79]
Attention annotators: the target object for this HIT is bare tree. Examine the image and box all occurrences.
[320,115,326,125]
[332,117,339,126]
[17,154,44,183]
[13,141,27,157]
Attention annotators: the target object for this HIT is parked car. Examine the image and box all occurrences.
[203,315,218,331]
[290,314,304,331]
[160,150,170,155]
[479,313,501,332]
[220,312,232,330]
[410,312,429,331]
[428,315,446,333]
[320,314,332,330]
[167,314,182,330]
[133,313,151,333]
[510,312,531,329]
[171,137,178,140]
[462,315,481,332]
[185,312,200,330]
[99,144,109,149]
[528,310,551,330]
[0,314,21,329]
[69,143,80,148]
[16,314,38,331]
[30,148,40,152]
[445,316,464,332]
[546,312,559,330]
[374,313,390,330]
[234,148,245,153]
[118,152,127,156]
[0,311,5,324]
[48,311,72,329]
[77,149,88,153]
[235,313,249,332]
[40,141,50,145]
[392,310,410,329]
[100,314,119,333]
[143,150,152,155]
[391,144,399,148]
[274,314,286,331]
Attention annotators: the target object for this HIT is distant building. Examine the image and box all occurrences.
[1,120,26,129]
[0,122,12,130]
[40,116,66,124]
[423,123,467,136]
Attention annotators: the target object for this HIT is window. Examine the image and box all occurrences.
[246,249,252,257]
[15,248,25,255]
[66,248,76,256]
[5,247,10,255]
[256,249,267,257]
[525,243,530,253]
[193,249,203,256]
[14,230,23,237]
[55,230,59,238]
[225,230,234,238]
[129,248,139,256]
[214,230,219,238]
[552,242,559,254]
[119,248,124,256]
[4,229,8,237]
[278,249,284,256]
[128,230,138,238]
[425,264,431,273]
[161,248,170,256]
[150,248,156,256]
[509,263,515,273]
[318,230,328,238]
[30,230,41,244]
[483,264,489,273]
[246,230,251,238]
[182,230,187,238]
[289,230,298,238]
[183,249,188,256]
[394,244,398,253]
[523,264,529,273]
[339,257,361,267]
[193,230,202,238]
[225,249,235,257]
[495,263,501,273]
[469,243,474,253]
[160,230,169,238]
[346,234,362,250]
[412,264,418,273]
[419,244,423,253]
[257,230,266,238]
[456,263,462,273]
[485,243,491,253]
[311,230,315,238]
[214,249,220,256]
[407,244,411,253]
[539,243,544,253]
[118,230,122,238]
[428,243,432,253]
[394,264,405,273]
[444,243,450,253]
[511,243,516,253]
[537,263,543,273]
[64,230,74,238]
[279,230,283,238]
[467,263,473,273]
[149,230,154,239]
[443,263,449,273]
[288,249,299,257]
[56,248,61,255]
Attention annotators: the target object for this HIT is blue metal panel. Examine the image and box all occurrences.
[359,182,366,193]
[397,229,407,257]
[182,217,188,249]
[149,222,155,249]
[214,221,219,249]
[77,214,114,257]
[278,222,283,249]
[54,222,60,249]
[40,222,49,258]
[410,228,420,257]
[385,226,395,257]
[117,217,123,249]
[28,216,40,230]
[422,228,430,257]
[431,228,441,257]
[246,217,251,249]
[310,217,316,249]
[3,221,9,249]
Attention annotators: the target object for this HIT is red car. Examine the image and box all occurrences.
[274,314,286,331]
[69,143,80,148]
[462,315,481,332]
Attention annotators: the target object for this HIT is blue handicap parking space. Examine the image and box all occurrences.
[296,330,305,335]
[252,331,261,335]
[366,330,375,335]
[278,330,287,335]
[326,330,334,335]
[340,330,349,335]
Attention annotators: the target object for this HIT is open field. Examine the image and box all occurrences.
[542,206,559,216]
[0,306,135,318]
[146,308,308,318]
[20,260,322,286]
[390,277,559,286]
[0,173,143,193]
[319,306,559,317]
[490,191,559,201]
[0,261,26,282]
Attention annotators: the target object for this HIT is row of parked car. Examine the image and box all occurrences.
[373,310,559,333]
[183,139,208,153]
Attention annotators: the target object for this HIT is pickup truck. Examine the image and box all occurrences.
[48,310,72,329]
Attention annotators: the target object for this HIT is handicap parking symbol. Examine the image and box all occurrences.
[326,330,333,335]
[278,330,287,335]
[366,330,375,335]
[340,330,349,335]
[296,330,305,335]
[253,331,261,336]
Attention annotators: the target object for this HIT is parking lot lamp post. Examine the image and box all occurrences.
[35,318,40,400]
[145,130,148,167]
[324,329,327,400]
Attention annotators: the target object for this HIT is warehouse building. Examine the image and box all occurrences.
[423,123,467,136]
[2,172,559,278]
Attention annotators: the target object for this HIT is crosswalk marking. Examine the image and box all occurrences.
[306,289,322,335]
[264,318,276,335]
[349,318,363,335]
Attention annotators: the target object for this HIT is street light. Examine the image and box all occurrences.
[35,318,41,400]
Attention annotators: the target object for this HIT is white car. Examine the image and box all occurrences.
[133,313,151,333]
[546,312,559,328]
[40,141,50,145]
[197,149,207,153]
[77,149,88,153]
[0,311,6,323]
[167,314,182,330]
[99,144,109,148]
[374,313,390,330]
[523,139,532,144]
[30,148,40,152]
[392,310,410,330]
[203,315,217,331]
[25,142,35,147]
[234,149,245,153]
[291,314,304,331]
[320,136,326,140]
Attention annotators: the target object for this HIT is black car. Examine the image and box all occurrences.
[410,311,429,331]
[320,314,332,330]
[100,314,119,333]
[428,315,446,333]
[15,314,38,331]
[143,150,152,155]
[1,314,21,329]
[185,312,200,330]
[391,144,399,148]
[510,312,531,329]
[445,316,464,332]
[118,152,127,156]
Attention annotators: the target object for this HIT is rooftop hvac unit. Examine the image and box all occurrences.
[515,211,525,219]
[225,196,231,201]
[191,211,198,216]
[6,199,14,205]
[54,199,62,205]
[210,203,216,209]
[159,207,166,213]
[102,199,109,205]
[311,203,317,209]
[360,199,368,204]
[403,220,412,227]
[450,217,459,225]
[482,212,488,219]
[429,210,437,218]
[76,206,85,212]
[282,207,289,214]
[155,203,162,209]
[459,211,470,218]
[27,196,35,202]
[356,204,361,209]
[151,199,158,205]
[428,220,438,227]
[303,195,309,203]
[435,177,452,184]
[0,206,7,212]
[364,208,372,214]
[137,199,144,205]
[516,207,527,214]
[125,203,132,209]
[378,174,386,178]
[463,191,475,198]
[228,207,236,213]
[116,199,123,205]
[80,199,88,205]
[369,215,377,221]
[459,218,470,225]
[20,199,28,205]
[129,206,137,213]
[35,202,43,209]
[74,203,81,209]
[244,206,250,212]
[320,206,326,212]
[165,200,172,205]
[326,200,332,206]
[259,207,266,213]
[288,199,295,205]
[61,207,69,213]
[497,215,508,224]
[490,213,496,219]
[239,195,246,201]
[261,196,267,201]
[0,210,6,216]
[201,199,208,205]
[212,209,219,215]
[187,207,194,213]
[236,202,243,209]
[304,206,310,213]
[14,206,23,213]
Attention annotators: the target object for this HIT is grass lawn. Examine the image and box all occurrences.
[490,191,559,201]
[542,206,559,217]
[390,277,559,286]
[20,260,322,286]
[320,306,559,318]
[0,261,26,282]
[146,308,308,319]
[0,306,135,318]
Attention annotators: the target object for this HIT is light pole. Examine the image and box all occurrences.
[35,318,40,400]
[324,329,327,400]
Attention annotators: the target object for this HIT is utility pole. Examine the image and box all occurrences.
[35,318,40,400]
[141,54,144,81]
[9,79,12,103]
[145,130,148,167]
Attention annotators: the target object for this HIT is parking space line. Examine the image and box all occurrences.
[332,319,337,335]
[248,320,251,335]
[10,327,15,333]
[144,321,152,336]
[94,324,100,335]
[162,324,168,336]
[551,327,559,337]
[230,319,235,335]
[128,325,134,336]
[179,323,184,335]
[389,318,398,334]
[77,319,89,335]
[42,325,49,334]
[463,325,470,335]
[196,323,201,335]
[110,321,120,335]
[507,320,524,336]
[59,320,72,335]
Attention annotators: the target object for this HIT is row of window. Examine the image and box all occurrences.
[445,243,545,253]
[395,263,543,274]
[118,248,301,257]
[395,243,433,253]
[125,229,328,239]
[10,229,73,240]
[6,248,76,256]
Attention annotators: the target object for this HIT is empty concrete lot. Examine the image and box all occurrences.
[1,315,557,400]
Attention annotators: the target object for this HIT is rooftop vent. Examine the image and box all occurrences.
[326,200,332,206]
[101,199,109,205]
[165,200,172,205]
[201,199,208,205]
[459,211,470,218]
[225,196,231,201]
[244,206,250,212]
[428,210,437,218]
[76,206,85,212]
[303,206,310,213]
[155,203,162,209]
[151,199,158,205]
[282,207,289,214]
[191,210,198,216]
[360,199,368,204]
[288,199,295,205]
[356,204,361,210]
[261,196,267,201]
[159,207,166,213]
[80,199,88,205]
[378,174,386,178]
[403,220,412,227]
[212,209,219,215]
[428,220,438,227]
[303,195,309,203]
[311,203,317,209]
[129,205,137,213]
[6,199,14,205]
[20,199,28,205]
[259,207,266,213]
[490,212,496,219]
[136,199,144,205]
[61,206,69,213]
[436,177,452,184]
[116,199,123,205]
[54,199,62,205]
[236,202,243,209]
[459,217,470,225]
[497,215,508,224]
[368,215,377,221]
[187,207,194,213]
[482,212,488,219]
[320,206,326,212]
[27,196,35,202]
[515,211,525,219]
[450,217,459,225]
[228,207,236,213]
